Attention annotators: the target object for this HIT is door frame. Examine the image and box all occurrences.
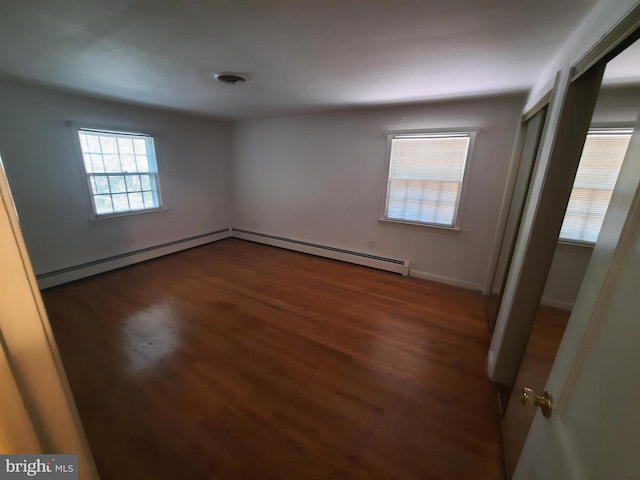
[486,105,548,334]
[483,93,551,299]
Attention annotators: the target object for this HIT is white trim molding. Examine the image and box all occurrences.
[37,228,231,289]
[409,269,483,291]
[540,297,574,311]
[231,228,410,276]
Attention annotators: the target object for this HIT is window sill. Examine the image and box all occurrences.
[89,207,167,221]
[557,238,595,248]
[378,218,461,231]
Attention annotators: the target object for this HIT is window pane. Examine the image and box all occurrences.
[133,138,147,155]
[100,136,118,154]
[136,155,149,172]
[140,175,151,190]
[125,175,141,192]
[91,176,110,194]
[103,154,121,173]
[90,154,105,173]
[121,154,137,172]
[109,176,126,193]
[143,191,157,208]
[388,199,456,225]
[128,192,144,210]
[83,153,93,173]
[85,134,102,153]
[112,193,129,212]
[117,138,135,155]
[385,134,470,227]
[94,195,113,214]
[79,132,89,152]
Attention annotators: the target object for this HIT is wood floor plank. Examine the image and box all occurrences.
[42,239,503,479]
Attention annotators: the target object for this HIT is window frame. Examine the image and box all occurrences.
[73,125,165,220]
[379,128,477,230]
[558,125,633,246]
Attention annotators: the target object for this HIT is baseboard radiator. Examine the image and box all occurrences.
[36,228,231,289]
[36,227,411,289]
[231,228,410,276]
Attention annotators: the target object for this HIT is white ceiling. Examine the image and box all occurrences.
[0,0,604,119]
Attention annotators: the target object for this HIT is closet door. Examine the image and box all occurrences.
[487,106,547,332]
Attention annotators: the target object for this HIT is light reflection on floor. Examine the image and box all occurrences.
[120,298,181,373]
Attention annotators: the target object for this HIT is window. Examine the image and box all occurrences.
[560,128,632,243]
[77,128,162,217]
[383,132,473,228]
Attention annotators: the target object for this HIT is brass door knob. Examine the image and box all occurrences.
[521,387,553,418]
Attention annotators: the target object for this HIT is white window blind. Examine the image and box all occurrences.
[77,128,163,217]
[384,133,472,227]
[560,129,632,243]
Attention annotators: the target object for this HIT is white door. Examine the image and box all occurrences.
[514,109,640,479]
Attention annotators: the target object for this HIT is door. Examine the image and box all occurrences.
[0,155,100,478]
[514,104,640,479]
[0,331,42,453]
[487,106,547,332]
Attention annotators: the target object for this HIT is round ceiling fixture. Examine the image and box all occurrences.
[213,72,247,85]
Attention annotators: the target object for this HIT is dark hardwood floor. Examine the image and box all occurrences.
[42,239,503,479]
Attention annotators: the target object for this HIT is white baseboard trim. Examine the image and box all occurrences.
[231,228,410,276]
[540,296,574,311]
[37,228,231,289]
[409,269,483,291]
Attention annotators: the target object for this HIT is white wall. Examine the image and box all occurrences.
[231,95,524,290]
[542,243,592,309]
[0,81,231,276]
[541,85,640,308]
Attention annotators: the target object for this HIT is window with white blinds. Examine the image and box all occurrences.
[383,132,473,227]
[560,128,632,243]
[77,128,163,217]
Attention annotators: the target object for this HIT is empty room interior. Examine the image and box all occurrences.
[1,1,640,479]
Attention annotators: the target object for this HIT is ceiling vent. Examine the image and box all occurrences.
[213,73,247,85]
